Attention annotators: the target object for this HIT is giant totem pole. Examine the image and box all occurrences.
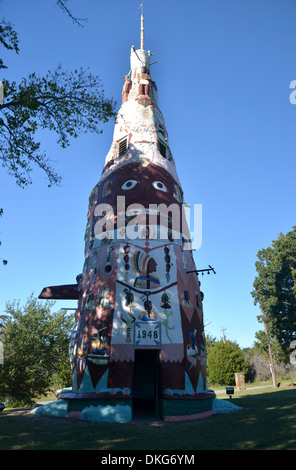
[39,14,215,421]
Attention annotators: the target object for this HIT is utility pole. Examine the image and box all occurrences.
[221,327,227,344]
[261,308,277,388]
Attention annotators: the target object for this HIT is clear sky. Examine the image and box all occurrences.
[0,0,295,349]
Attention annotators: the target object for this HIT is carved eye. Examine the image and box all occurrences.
[121,180,137,190]
[152,181,167,192]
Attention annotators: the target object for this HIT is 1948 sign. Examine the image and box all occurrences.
[133,321,161,347]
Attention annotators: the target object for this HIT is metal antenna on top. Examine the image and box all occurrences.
[139,1,144,49]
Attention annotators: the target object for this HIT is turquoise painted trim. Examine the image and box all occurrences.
[159,396,214,418]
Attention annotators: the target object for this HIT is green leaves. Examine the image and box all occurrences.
[0,16,116,188]
[0,18,19,58]
[0,66,116,187]
[207,340,249,386]
[0,296,75,405]
[251,226,296,350]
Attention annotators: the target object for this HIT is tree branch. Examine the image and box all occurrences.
[56,0,88,27]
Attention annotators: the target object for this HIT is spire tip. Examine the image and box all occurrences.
[139,1,144,49]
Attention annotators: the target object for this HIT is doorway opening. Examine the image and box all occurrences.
[133,349,159,420]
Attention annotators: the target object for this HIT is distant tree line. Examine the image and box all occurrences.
[0,295,295,407]
[0,227,295,405]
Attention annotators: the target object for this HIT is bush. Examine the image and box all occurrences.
[0,296,74,405]
[207,340,249,386]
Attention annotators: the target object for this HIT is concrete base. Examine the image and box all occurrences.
[31,393,241,423]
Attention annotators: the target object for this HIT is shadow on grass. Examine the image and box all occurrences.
[0,389,296,450]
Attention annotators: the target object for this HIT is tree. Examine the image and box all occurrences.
[56,0,88,27]
[0,9,116,188]
[0,13,116,189]
[253,330,288,364]
[0,65,116,188]
[207,339,249,386]
[251,226,296,356]
[0,3,116,262]
[205,333,216,353]
[0,296,75,406]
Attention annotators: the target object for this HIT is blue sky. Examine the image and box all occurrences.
[0,0,295,349]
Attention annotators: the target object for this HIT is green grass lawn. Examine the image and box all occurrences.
[0,386,296,450]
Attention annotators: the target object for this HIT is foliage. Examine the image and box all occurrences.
[0,3,116,188]
[251,226,296,355]
[0,19,19,67]
[205,333,216,353]
[0,3,116,262]
[0,66,116,187]
[0,296,74,406]
[207,339,249,386]
[253,330,289,364]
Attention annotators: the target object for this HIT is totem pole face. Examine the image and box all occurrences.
[70,44,208,404]
[99,162,183,208]
[93,162,189,241]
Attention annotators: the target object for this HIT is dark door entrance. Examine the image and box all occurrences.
[133,349,159,419]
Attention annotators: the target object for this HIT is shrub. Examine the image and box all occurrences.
[207,340,249,386]
[0,296,74,406]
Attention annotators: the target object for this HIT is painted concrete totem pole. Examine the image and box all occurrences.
[39,14,215,421]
